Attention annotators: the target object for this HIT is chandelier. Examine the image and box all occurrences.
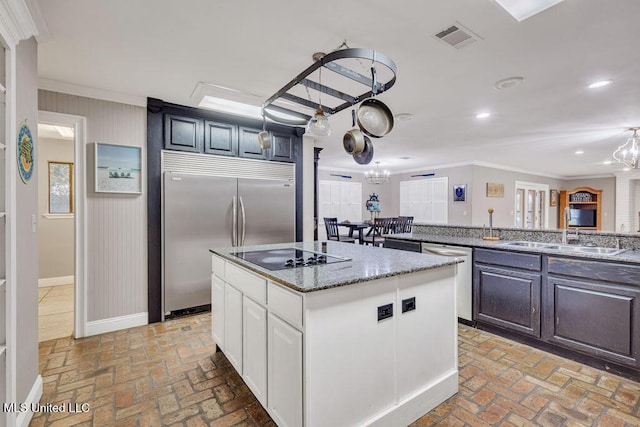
[613,127,640,169]
[365,162,390,185]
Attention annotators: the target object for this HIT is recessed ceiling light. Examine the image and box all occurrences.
[494,76,525,90]
[575,150,584,155]
[603,160,612,165]
[476,112,491,119]
[623,167,631,171]
[395,113,414,121]
[588,80,613,89]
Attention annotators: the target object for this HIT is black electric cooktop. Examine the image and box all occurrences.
[230,247,351,271]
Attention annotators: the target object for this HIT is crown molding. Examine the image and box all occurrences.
[39,78,147,107]
[0,0,38,47]
[25,0,50,43]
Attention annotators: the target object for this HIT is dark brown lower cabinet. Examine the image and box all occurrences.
[474,265,541,337]
[543,276,640,368]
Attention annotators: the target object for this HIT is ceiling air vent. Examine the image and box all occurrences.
[434,22,482,49]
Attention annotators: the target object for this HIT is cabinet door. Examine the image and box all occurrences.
[269,131,294,163]
[224,283,243,373]
[268,313,302,427]
[474,265,541,337]
[543,276,640,368]
[211,275,225,349]
[243,296,267,406]
[204,121,238,156]
[238,126,266,160]
[164,113,202,152]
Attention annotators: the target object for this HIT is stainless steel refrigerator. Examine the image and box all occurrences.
[163,171,295,316]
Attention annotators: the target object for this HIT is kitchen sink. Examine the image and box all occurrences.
[501,241,626,256]
[501,241,553,248]
[542,245,627,256]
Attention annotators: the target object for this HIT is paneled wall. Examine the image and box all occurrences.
[38,90,147,322]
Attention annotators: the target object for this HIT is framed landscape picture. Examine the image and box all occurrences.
[95,143,142,194]
[550,189,558,206]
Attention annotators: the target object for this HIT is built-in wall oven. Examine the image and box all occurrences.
[422,243,473,322]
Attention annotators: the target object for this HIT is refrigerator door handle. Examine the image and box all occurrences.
[232,196,237,247]
[239,196,246,246]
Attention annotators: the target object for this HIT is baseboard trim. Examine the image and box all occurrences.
[16,375,43,427]
[366,370,458,427]
[85,312,148,336]
[38,275,74,287]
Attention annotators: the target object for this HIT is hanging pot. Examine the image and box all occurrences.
[356,65,394,138]
[258,131,271,149]
[258,111,272,149]
[343,110,366,155]
[353,136,374,165]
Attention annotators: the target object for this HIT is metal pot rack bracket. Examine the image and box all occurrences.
[262,48,397,126]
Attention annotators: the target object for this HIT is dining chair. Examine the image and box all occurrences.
[324,217,356,243]
[396,216,414,233]
[363,217,395,247]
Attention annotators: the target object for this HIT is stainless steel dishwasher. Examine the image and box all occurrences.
[422,243,473,322]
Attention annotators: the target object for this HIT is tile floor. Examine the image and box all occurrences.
[32,313,640,427]
[38,284,74,342]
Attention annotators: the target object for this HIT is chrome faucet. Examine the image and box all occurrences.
[562,207,579,244]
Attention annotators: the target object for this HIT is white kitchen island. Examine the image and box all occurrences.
[210,241,460,427]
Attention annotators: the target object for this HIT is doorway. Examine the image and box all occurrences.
[38,111,87,340]
[36,122,75,341]
[514,181,549,229]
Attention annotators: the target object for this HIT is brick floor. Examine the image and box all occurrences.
[31,314,640,426]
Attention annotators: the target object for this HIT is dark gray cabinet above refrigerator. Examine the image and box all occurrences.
[164,113,295,163]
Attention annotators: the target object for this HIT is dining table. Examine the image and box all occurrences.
[337,221,371,245]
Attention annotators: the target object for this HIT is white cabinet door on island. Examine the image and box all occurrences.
[210,242,460,427]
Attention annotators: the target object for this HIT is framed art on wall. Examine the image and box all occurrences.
[95,143,142,194]
[550,189,558,206]
[453,184,466,202]
[486,182,504,198]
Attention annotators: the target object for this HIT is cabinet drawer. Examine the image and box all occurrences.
[383,238,421,253]
[475,248,541,271]
[225,262,267,304]
[268,282,303,329]
[212,255,225,278]
[547,257,640,286]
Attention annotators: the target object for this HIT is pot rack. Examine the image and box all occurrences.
[262,48,397,126]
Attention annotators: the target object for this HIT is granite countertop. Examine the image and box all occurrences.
[386,233,640,264]
[210,241,461,293]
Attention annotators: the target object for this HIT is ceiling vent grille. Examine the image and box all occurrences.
[434,22,482,49]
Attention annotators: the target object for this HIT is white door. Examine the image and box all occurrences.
[211,274,225,348]
[224,283,243,373]
[268,313,303,427]
[243,296,267,406]
[515,181,549,229]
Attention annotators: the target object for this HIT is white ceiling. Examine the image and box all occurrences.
[33,0,640,178]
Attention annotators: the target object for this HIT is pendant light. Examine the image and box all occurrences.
[365,162,390,184]
[613,127,640,169]
[306,52,331,137]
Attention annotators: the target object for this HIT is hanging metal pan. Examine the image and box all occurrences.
[353,136,374,165]
[356,65,395,138]
[343,110,366,155]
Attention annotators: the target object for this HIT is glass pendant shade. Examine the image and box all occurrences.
[306,107,331,136]
[365,162,390,184]
[613,128,640,169]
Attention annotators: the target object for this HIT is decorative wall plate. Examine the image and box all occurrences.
[18,120,34,183]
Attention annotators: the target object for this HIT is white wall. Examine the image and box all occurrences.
[38,90,147,322]
[16,36,39,408]
[37,137,74,279]
[471,165,564,229]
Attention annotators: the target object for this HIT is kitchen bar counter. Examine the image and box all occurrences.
[387,232,640,263]
[211,241,459,426]
[210,240,461,292]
